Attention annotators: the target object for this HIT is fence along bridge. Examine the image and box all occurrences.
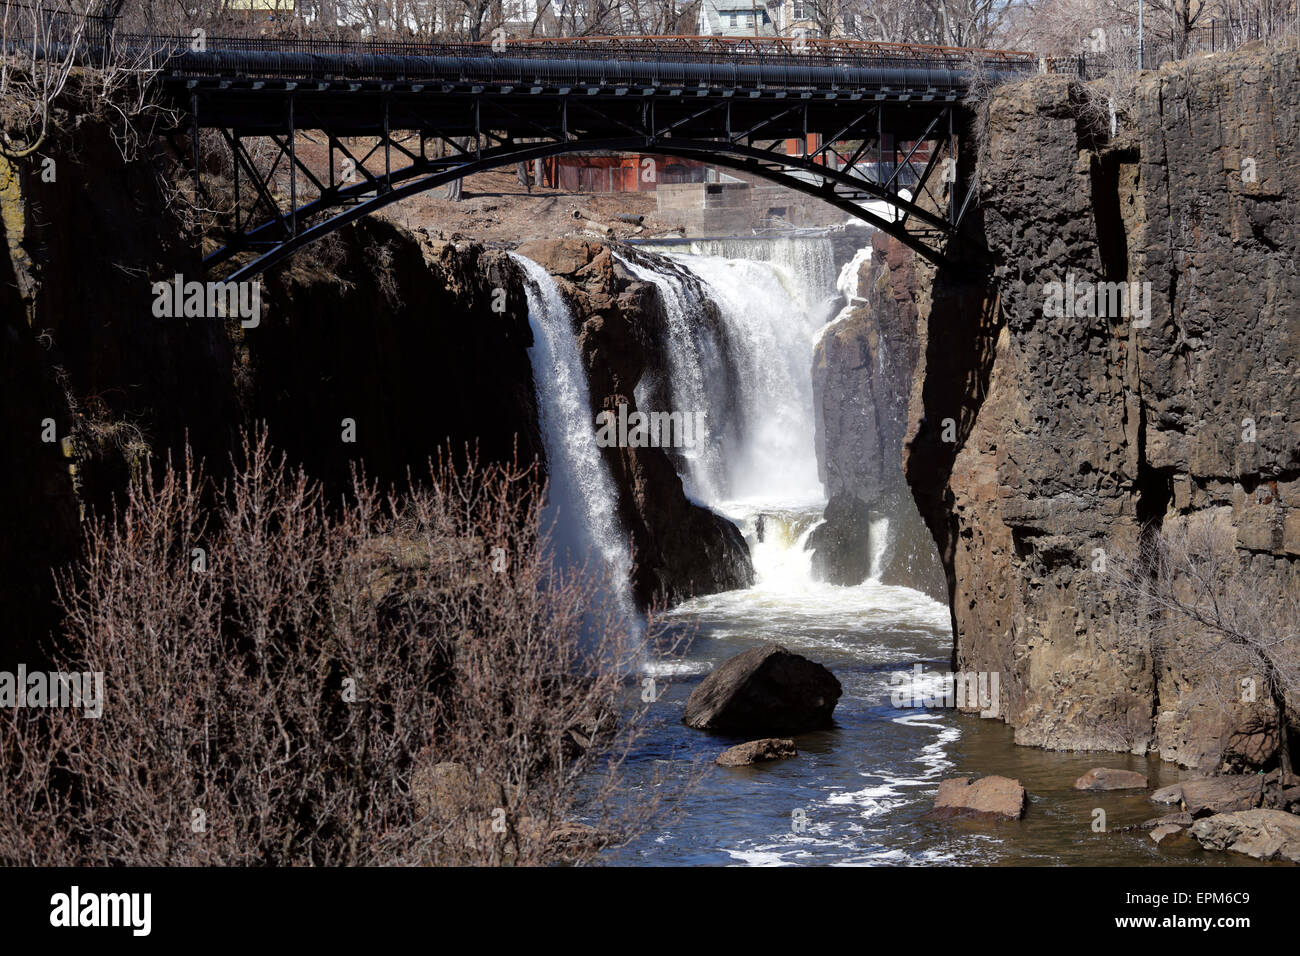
[130,32,1045,277]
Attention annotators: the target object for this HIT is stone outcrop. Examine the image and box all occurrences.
[0,105,233,670]
[258,221,544,496]
[515,238,754,607]
[902,47,1300,769]
[928,775,1027,820]
[1190,809,1300,862]
[1178,776,1267,816]
[811,232,948,599]
[683,643,842,733]
[715,737,799,767]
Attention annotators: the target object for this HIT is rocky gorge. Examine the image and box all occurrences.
[2,43,1298,868]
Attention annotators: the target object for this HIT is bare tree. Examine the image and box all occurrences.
[0,432,695,865]
[0,1,88,157]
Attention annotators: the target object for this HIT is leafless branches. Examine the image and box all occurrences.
[0,431,690,865]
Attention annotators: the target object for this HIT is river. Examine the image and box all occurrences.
[516,233,1268,867]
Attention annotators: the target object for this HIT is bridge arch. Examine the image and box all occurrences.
[208,131,969,282]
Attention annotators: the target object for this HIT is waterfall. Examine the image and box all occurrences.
[623,236,844,508]
[677,253,830,505]
[512,253,636,622]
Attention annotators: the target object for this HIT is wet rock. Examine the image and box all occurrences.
[683,644,841,734]
[1150,823,1190,845]
[1191,809,1300,863]
[715,737,798,767]
[1150,783,1185,805]
[810,233,946,600]
[1074,768,1149,791]
[927,775,1026,821]
[1144,811,1194,828]
[807,493,875,585]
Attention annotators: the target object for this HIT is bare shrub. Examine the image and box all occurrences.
[1108,510,1300,802]
[0,431,691,865]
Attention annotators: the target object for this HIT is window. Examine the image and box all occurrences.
[792,1,806,19]
[728,12,738,26]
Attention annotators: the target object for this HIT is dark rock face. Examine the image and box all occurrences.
[515,238,754,608]
[1,115,545,667]
[810,232,947,600]
[715,737,799,767]
[928,775,1026,820]
[684,644,842,733]
[0,109,234,670]
[807,494,874,585]
[258,222,545,496]
[902,48,1300,768]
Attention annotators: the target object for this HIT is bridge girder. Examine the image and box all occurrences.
[181,83,982,278]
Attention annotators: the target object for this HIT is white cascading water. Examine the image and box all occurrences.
[675,253,831,505]
[629,236,929,603]
[511,253,636,623]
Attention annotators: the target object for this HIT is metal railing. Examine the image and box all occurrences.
[1057,16,1269,77]
[121,31,1041,75]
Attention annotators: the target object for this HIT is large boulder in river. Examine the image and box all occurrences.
[1191,809,1300,863]
[684,644,841,733]
[928,775,1026,821]
[1179,775,1265,816]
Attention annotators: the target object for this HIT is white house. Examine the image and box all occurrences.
[697,0,779,36]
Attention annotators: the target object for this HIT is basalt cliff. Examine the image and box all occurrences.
[904,46,1300,770]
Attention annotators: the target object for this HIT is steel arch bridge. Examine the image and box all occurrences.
[137,33,1048,278]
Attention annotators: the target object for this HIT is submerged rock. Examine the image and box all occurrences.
[927,775,1026,821]
[1150,823,1191,845]
[684,644,841,734]
[1191,809,1300,863]
[715,737,799,767]
[1074,768,1149,791]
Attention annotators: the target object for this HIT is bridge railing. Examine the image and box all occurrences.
[112,31,1040,77]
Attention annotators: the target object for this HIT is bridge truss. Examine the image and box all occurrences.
[143,35,1039,278]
